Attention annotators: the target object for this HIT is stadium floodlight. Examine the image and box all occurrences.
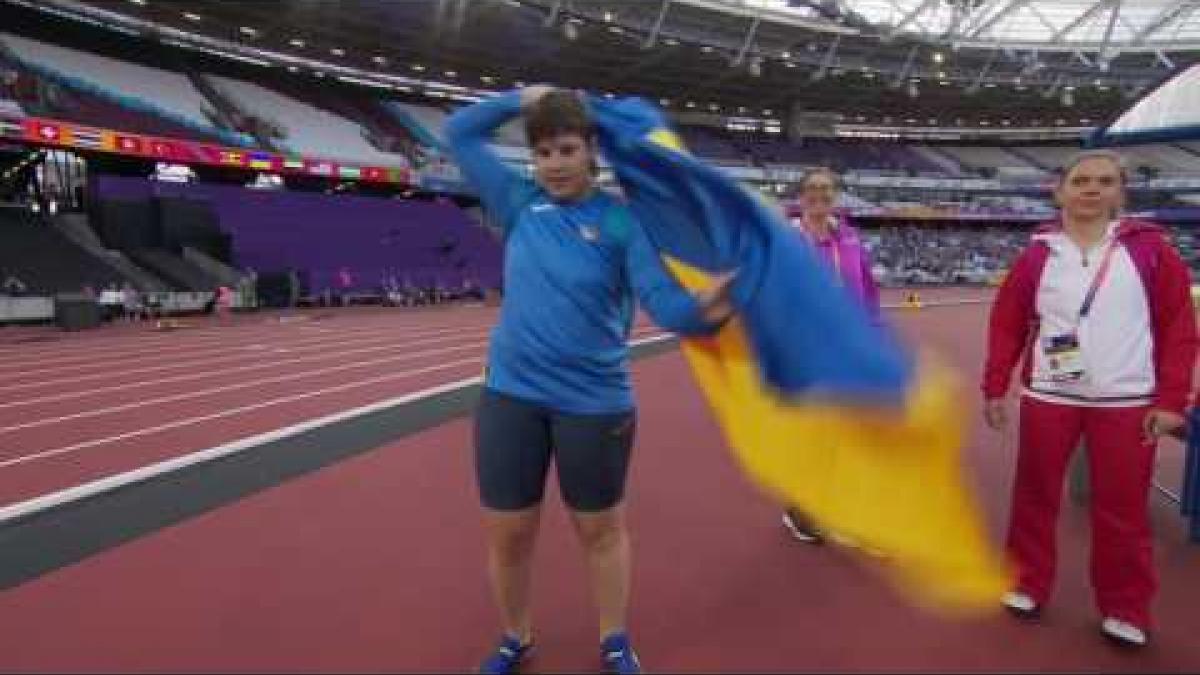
[731,14,761,68]
[644,0,671,49]
[542,0,562,27]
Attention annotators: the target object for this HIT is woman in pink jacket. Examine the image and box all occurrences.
[983,150,1197,648]
[780,167,882,544]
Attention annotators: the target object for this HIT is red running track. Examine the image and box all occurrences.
[0,296,1197,671]
[0,304,663,507]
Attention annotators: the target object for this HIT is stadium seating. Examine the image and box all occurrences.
[0,207,129,293]
[204,74,411,165]
[0,32,251,146]
[91,175,503,295]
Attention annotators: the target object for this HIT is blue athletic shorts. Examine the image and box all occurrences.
[473,388,636,512]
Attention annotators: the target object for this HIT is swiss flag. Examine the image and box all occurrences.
[116,135,143,153]
[37,123,61,142]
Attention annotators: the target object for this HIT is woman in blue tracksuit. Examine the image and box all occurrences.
[445,86,733,674]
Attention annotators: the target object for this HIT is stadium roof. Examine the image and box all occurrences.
[12,0,1198,129]
[1094,61,1200,145]
[718,1,1200,52]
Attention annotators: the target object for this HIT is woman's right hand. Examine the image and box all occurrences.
[983,398,1007,431]
[693,270,737,326]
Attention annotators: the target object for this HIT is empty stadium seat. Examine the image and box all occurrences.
[0,207,129,294]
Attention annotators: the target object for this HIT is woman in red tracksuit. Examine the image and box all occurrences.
[982,150,1197,648]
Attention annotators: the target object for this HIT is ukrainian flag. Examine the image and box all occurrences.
[588,95,1010,614]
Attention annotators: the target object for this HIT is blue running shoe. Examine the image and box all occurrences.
[601,631,641,674]
[479,634,533,674]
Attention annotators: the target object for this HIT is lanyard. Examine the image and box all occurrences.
[797,219,842,282]
[1078,241,1120,320]
[828,240,842,279]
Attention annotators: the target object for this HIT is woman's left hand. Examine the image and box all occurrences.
[1143,409,1187,443]
[693,271,737,325]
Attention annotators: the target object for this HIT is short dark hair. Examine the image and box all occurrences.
[524,89,595,147]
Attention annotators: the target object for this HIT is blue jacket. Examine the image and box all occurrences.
[444,91,713,414]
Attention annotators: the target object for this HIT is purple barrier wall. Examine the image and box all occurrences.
[93,176,502,292]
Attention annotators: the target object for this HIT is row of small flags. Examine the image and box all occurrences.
[0,117,411,184]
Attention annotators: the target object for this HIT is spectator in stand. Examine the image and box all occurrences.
[1,274,27,297]
[120,282,141,322]
[98,283,122,321]
[982,150,1197,648]
[337,266,354,306]
[215,285,235,324]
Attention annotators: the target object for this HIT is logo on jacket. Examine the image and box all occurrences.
[579,224,600,241]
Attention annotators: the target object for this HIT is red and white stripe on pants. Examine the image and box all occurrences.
[1007,396,1157,627]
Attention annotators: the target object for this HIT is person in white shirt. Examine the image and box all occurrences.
[982,150,1197,648]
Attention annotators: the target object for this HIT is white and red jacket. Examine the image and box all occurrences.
[983,219,1197,414]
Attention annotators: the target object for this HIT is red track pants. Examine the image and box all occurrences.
[1006,395,1157,627]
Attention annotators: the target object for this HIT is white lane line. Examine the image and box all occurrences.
[0,319,493,380]
[0,322,414,378]
[0,339,493,436]
[0,332,674,524]
[0,374,485,525]
[0,322,494,393]
[0,320,365,368]
[0,357,486,471]
[0,308,495,362]
[0,328,492,411]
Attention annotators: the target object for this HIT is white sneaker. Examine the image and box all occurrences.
[1002,591,1039,617]
[781,512,823,544]
[1101,618,1147,648]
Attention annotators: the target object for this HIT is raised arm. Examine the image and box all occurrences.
[443,90,536,231]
